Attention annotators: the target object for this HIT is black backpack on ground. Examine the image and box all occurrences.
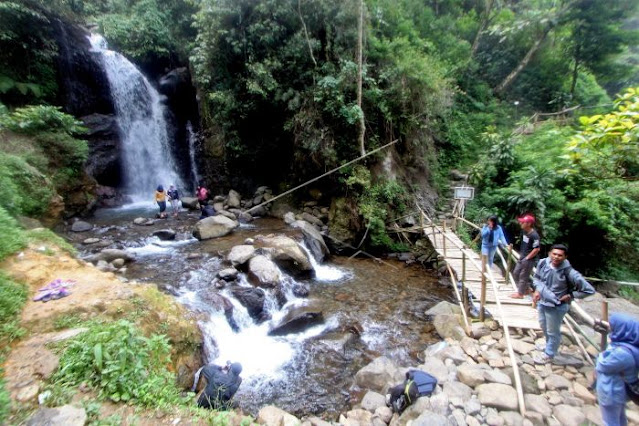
[386,369,438,414]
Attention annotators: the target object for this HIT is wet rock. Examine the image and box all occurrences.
[71,220,92,232]
[227,190,241,208]
[552,404,585,426]
[354,356,404,393]
[227,245,256,266]
[82,238,100,245]
[27,405,87,426]
[193,215,239,240]
[375,406,393,424]
[230,287,265,321]
[257,406,300,426]
[302,212,324,227]
[248,255,281,288]
[181,197,199,210]
[111,258,125,269]
[256,235,313,276]
[91,249,133,263]
[361,391,387,412]
[237,211,253,223]
[269,301,324,336]
[213,202,225,212]
[291,220,330,261]
[292,282,310,297]
[153,229,176,241]
[284,212,296,224]
[218,268,238,281]
[133,217,154,226]
[477,383,518,411]
[433,314,466,341]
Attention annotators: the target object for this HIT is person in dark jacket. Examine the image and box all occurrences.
[596,313,639,426]
[532,244,595,364]
[197,362,242,409]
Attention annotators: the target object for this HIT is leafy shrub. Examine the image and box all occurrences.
[52,320,188,408]
[0,105,85,136]
[0,152,55,217]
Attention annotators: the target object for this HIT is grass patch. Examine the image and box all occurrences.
[0,206,26,261]
[26,228,76,256]
[0,271,29,424]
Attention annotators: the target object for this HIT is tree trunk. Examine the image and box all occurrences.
[495,26,552,94]
[570,51,580,96]
[298,0,317,68]
[357,0,366,156]
[470,0,496,58]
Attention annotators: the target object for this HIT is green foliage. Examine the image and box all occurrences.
[0,206,26,261]
[26,228,77,256]
[0,152,56,217]
[0,105,86,136]
[51,320,190,408]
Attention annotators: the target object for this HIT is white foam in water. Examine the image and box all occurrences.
[300,243,351,282]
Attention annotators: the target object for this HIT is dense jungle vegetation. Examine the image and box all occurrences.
[0,0,638,278]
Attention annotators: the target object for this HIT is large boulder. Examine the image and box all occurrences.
[247,255,281,288]
[181,197,199,210]
[230,287,266,321]
[477,383,518,411]
[193,215,239,240]
[200,292,239,331]
[353,356,404,393]
[268,301,324,336]
[327,197,361,251]
[256,235,313,276]
[291,220,330,261]
[227,245,256,266]
[71,220,92,232]
[82,114,121,187]
[153,229,176,241]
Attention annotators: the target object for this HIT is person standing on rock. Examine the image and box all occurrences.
[480,215,508,267]
[510,214,540,299]
[595,313,639,426]
[167,184,180,217]
[196,182,209,214]
[155,185,167,219]
[532,244,594,364]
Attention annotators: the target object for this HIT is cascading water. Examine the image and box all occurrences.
[88,34,184,199]
[186,121,200,188]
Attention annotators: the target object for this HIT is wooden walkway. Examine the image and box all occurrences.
[423,220,540,330]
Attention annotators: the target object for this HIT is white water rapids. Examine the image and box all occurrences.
[88,34,184,199]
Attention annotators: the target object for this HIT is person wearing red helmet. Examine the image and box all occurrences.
[510,214,540,299]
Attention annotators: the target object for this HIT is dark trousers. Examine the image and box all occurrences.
[512,258,535,295]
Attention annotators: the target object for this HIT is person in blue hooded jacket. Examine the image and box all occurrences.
[532,244,595,364]
[197,361,243,409]
[596,313,639,426]
[480,215,508,266]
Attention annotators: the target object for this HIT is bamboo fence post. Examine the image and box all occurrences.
[563,317,594,366]
[442,220,447,256]
[480,254,487,321]
[507,244,513,273]
[601,301,609,351]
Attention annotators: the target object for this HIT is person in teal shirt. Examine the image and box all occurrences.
[480,215,507,266]
[596,313,639,426]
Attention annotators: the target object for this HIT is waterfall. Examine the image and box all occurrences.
[88,34,184,199]
[186,121,200,188]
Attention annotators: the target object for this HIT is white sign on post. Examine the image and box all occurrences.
[454,186,474,200]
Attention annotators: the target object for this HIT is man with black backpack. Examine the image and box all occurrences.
[532,244,595,364]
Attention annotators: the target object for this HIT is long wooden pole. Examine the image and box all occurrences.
[563,316,594,366]
[480,254,487,321]
[446,263,472,336]
[244,139,398,214]
[601,301,609,351]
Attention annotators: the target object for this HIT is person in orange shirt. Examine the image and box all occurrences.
[155,185,167,218]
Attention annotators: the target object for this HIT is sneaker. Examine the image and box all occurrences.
[533,352,552,365]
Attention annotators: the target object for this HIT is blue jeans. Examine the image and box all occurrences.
[538,303,571,357]
[600,403,627,426]
[481,246,497,266]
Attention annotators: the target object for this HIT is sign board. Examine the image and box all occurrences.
[454,186,474,200]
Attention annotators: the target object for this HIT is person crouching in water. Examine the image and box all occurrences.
[196,362,242,409]
[155,185,167,218]
[596,313,639,426]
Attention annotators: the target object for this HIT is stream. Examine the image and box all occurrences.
[69,204,452,418]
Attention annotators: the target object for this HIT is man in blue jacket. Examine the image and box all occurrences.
[532,244,595,364]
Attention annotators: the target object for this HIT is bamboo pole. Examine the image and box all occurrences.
[244,139,398,214]
[565,314,601,352]
[442,221,447,256]
[446,263,472,335]
[507,244,513,275]
[601,301,609,351]
[480,254,487,321]
[563,316,594,366]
